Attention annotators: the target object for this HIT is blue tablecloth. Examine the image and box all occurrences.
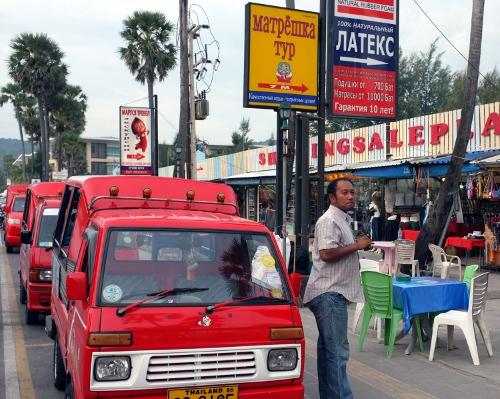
[393,277,469,333]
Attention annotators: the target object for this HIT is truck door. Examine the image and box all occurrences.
[52,186,81,350]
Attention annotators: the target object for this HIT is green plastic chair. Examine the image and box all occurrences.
[358,271,424,359]
[463,264,479,290]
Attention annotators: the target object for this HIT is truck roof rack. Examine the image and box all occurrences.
[88,195,239,216]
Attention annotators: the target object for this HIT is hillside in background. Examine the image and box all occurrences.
[0,138,28,170]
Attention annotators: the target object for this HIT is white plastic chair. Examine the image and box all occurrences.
[429,243,462,279]
[429,272,493,365]
[352,259,382,338]
[394,240,419,277]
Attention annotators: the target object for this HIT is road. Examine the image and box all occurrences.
[2,245,500,398]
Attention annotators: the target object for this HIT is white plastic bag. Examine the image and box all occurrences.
[274,234,291,267]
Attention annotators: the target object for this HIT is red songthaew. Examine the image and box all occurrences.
[46,176,304,399]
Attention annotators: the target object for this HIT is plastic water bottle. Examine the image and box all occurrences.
[397,227,403,240]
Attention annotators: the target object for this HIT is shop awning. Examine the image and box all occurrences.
[224,170,276,185]
[325,159,406,173]
[471,152,500,168]
[411,150,499,165]
[410,150,499,177]
[353,164,413,178]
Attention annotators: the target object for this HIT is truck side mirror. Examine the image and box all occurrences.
[21,230,32,245]
[3,205,10,213]
[289,272,302,299]
[66,272,88,301]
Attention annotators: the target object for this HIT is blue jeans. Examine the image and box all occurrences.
[308,292,352,399]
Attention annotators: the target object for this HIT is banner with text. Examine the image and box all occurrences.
[328,0,398,119]
[119,106,152,175]
[243,3,319,111]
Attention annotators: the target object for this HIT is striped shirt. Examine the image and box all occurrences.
[303,205,364,304]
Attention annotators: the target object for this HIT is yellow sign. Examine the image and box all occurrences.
[243,3,319,111]
[168,385,238,399]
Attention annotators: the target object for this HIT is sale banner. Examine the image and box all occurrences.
[119,106,152,175]
[243,3,319,111]
[328,0,399,119]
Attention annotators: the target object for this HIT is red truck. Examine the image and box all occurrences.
[19,182,64,324]
[46,176,304,399]
[3,183,28,253]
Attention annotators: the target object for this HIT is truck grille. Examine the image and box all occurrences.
[147,350,256,383]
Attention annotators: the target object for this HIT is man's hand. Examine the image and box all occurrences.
[356,235,373,250]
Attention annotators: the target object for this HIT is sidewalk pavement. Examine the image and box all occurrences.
[302,296,500,398]
[300,266,500,398]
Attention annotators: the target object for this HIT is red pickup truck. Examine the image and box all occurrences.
[46,176,304,399]
[19,182,63,324]
[3,183,28,253]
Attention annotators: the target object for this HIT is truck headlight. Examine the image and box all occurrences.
[7,218,20,225]
[38,269,52,282]
[94,356,131,381]
[267,348,298,371]
[29,268,52,283]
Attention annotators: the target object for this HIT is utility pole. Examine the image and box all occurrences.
[188,24,206,180]
[317,0,327,217]
[178,0,189,179]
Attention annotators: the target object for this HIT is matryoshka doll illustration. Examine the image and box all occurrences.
[131,117,148,152]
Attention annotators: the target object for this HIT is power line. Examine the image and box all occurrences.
[122,96,148,106]
[188,3,221,94]
[412,0,499,92]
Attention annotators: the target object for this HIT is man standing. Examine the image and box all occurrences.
[304,178,372,399]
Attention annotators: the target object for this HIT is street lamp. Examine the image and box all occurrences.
[279,101,292,156]
[279,101,292,130]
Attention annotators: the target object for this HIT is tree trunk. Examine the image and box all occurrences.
[147,78,156,175]
[415,0,485,266]
[37,98,48,181]
[43,103,51,179]
[14,108,27,182]
[57,129,63,171]
[30,138,35,180]
[178,0,189,179]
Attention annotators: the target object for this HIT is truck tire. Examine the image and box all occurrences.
[53,338,66,391]
[64,380,74,399]
[25,305,38,325]
[19,280,27,304]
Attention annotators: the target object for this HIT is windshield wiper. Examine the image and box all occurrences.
[116,287,208,317]
[203,296,289,316]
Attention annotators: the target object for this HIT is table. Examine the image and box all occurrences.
[444,236,486,265]
[393,277,469,334]
[372,241,395,275]
[402,230,420,241]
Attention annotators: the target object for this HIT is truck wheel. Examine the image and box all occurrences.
[25,306,38,325]
[64,380,74,399]
[53,338,66,390]
[19,280,27,304]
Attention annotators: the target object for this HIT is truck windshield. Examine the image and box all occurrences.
[37,208,59,248]
[99,229,292,307]
[13,197,25,212]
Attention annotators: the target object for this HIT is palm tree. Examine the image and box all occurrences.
[0,83,35,181]
[20,101,42,180]
[49,84,87,171]
[415,0,485,266]
[8,33,68,181]
[119,10,177,174]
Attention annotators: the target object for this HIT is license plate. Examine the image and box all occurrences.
[168,385,238,399]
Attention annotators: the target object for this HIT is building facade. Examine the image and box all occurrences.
[81,136,120,175]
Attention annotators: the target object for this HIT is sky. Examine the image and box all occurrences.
[1,0,499,146]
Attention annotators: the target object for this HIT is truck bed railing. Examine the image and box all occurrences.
[88,196,239,216]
